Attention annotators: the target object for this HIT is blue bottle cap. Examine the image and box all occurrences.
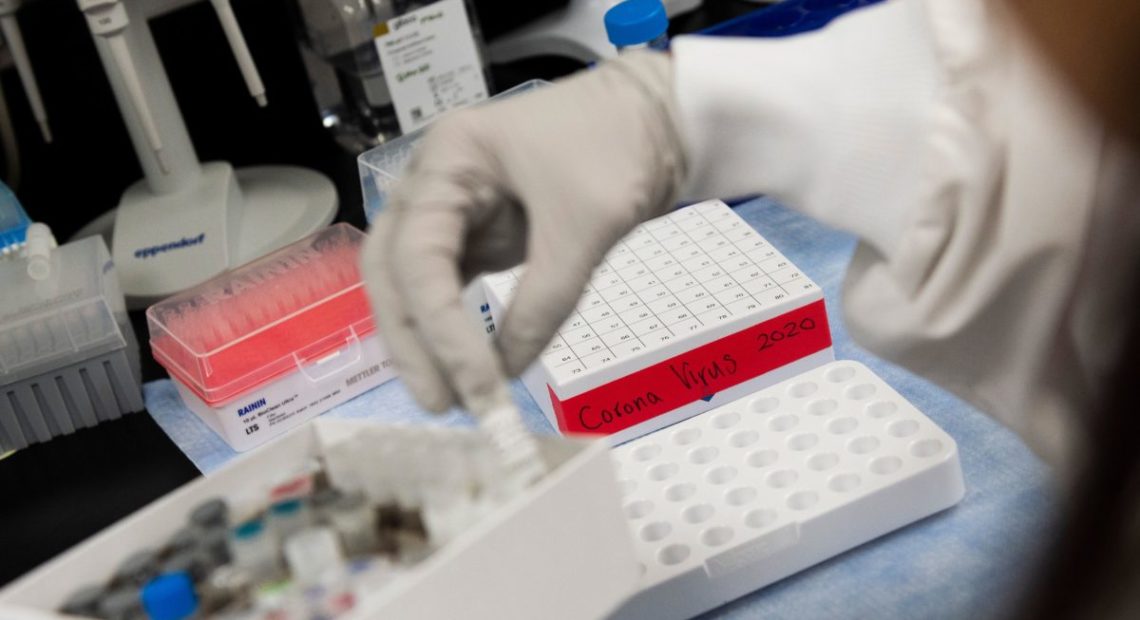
[141,572,198,620]
[232,518,264,539]
[605,0,669,47]
[270,498,303,516]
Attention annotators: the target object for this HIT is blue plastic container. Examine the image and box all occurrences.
[0,181,30,257]
[605,0,670,52]
[700,0,886,38]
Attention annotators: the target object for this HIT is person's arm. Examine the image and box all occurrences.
[673,0,1105,464]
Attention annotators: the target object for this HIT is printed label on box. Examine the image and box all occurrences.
[373,0,489,134]
[548,300,831,434]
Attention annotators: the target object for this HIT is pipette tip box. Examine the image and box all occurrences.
[611,360,965,619]
[485,200,834,445]
[0,236,144,452]
[146,223,397,452]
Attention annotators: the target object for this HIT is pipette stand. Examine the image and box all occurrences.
[488,0,701,64]
[75,0,336,309]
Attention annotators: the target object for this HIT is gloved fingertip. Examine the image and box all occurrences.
[498,332,545,378]
[413,385,454,414]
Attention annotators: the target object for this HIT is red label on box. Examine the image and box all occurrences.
[549,300,831,435]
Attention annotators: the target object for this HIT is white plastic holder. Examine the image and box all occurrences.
[610,361,966,619]
[76,0,337,308]
[0,419,640,620]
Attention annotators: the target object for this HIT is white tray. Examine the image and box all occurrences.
[0,419,638,620]
[610,361,965,619]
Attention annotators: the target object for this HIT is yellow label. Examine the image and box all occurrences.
[372,22,390,38]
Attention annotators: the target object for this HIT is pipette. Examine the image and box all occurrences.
[0,0,51,142]
[76,0,168,174]
[209,0,267,106]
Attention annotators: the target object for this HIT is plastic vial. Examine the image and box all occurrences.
[283,527,346,586]
[189,498,229,529]
[199,565,254,617]
[141,572,199,620]
[99,587,145,620]
[199,526,232,567]
[310,486,344,524]
[605,0,670,52]
[166,526,203,555]
[60,584,104,617]
[227,519,280,583]
[161,548,213,583]
[327,491,379,557]
[115,549,161,588]
[268,498,313,541]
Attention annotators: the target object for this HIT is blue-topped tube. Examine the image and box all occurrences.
[605,0,670,52]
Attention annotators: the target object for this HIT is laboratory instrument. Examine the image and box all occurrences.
[141,572,199,620]
[484,199,834,444]
[146,223,397,451]
[610,361,965,619]
[0,0,50,142]
[605,0,669,52]
[72,0,337,308]
[0,418,636,620]
[0,180,30,257]
[0,230,144,452]
[293,0,493,152]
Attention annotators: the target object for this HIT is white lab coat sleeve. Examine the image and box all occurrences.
[671,0,1106,466]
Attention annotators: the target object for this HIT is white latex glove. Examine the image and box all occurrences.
[361,51,687,416]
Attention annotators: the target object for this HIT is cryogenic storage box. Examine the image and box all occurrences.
[146,224,396,452]
[0,419,639,620]
[0,235,143,451]
[484,200,834,445]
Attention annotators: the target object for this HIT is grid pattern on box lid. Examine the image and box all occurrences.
[611,361,957,593]
[484,201,820,383]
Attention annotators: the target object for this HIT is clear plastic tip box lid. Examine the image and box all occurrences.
[0,236,128,385]
[357,79,550,222]
[146,224,375,406]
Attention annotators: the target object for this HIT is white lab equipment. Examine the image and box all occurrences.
[293,0,493,151]
[145,224,397,452]
[483,199,834,445]
[0,231,144,452]
[0,0,50,142]
[72,0,337,309]
[0,419,639,620]
[609,361,964,619]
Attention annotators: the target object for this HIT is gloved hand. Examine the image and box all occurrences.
[361,51,688,416]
